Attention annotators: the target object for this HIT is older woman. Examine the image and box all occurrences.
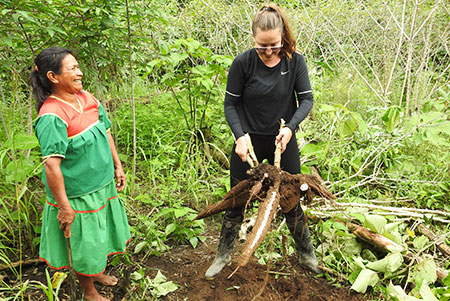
[31,47,131,301]
[205,4,320,279]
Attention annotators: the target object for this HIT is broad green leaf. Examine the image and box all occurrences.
[130,271,144,281]
[419,280,438,301]
[361,249,377,262]
[443,274,450,286]
[169,52,188,66]
[201,78,214,90]
[17,10,36,23]
[352,256,366,269]
[5,157,39,183]
[384,222,402,233]
[174,207,194,218]
[151,271,178,297]
[382,106,401,131]
[410,256,437,287]
[337,115,358,137]
[352,112,367,136]
[154,281,178,297]
[343,237,362,255]
[420,111,446,123]
[152,270,167,284]
[189,237,198,248]
[350,268,379,293]
[4,133,39,150]
[134,241,147,254]
[413,235,429,250]
[165,223,176,235]
[365,215,387,234]
[301,143,325,157]
[319,104,337,112]
[366,252,403,273]
[387,282,421,301]
[314,60,334,73]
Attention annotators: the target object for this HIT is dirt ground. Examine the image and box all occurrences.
[3,229,369,301]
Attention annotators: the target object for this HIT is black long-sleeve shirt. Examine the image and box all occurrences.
[224,49,313,139]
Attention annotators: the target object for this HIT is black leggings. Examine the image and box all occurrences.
[225,134,304,224]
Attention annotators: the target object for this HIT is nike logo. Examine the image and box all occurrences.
[281,71,289,75]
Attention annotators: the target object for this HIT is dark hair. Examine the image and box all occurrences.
[252,4,297,59]
[30,47,73,112]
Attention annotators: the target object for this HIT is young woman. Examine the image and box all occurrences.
[206,4,320,279]
[31,47,131,301]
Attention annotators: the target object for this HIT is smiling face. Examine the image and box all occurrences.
[49,54,83,94]
[253,28,283,65]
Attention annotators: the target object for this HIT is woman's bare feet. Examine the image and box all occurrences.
[93,274,118,286]
[84,291,110,301]
[78,274,111,301]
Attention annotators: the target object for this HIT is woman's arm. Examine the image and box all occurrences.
[107,131,126,192]
[44,157,75,238]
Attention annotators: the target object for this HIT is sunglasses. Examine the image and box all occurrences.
[255,45,283,52]
[254,45,283,52]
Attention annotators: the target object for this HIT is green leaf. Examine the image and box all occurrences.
[337,115,358,137]
[201,78,214,90]
[130,270,144,281]
[174,207,195,218]
[364,215,387,234]
[16,10,36,23]
[151,271,178,297]
[419,280,438,301]
[320,104,337,112]
[382,106,401,131]
[350,268,379,293]
[410,256,437,287]
[366,252,403,273]
[189,237,198,248]
[413,235,429,250]
[165,223,176,235]
[443,273,450,286]
[4,133,39,150]
[134,241,147,254]
[387,282,421,301]
[301,143,325,157]
[314,60,334,73]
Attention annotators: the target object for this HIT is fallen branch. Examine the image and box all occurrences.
[0,259,41,272]
[417,223,450,257]
[334,201,450,217]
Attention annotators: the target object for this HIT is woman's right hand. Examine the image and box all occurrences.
[57,205,75,238]
[235,135,249,162]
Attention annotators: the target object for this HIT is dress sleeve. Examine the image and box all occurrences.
[33,115,68,158]
[285,54,314,132]
[98,101,112,130]
[224,56,246,140]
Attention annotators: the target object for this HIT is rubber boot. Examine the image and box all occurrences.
[205,218,241,279]
[287,218,322,274]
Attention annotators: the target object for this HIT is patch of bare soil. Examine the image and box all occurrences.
[142,230,366,301]
[2,230,367,300]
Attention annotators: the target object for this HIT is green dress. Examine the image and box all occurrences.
[33,91,131,276]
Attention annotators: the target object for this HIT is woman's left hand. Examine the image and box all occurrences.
[115,167,126,192]
[275,127,292,154]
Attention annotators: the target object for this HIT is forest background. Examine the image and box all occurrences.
[0,0,449,299]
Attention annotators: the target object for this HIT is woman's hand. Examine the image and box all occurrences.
[235,135,249,162]
[275,127,292,153]
[115,166,127,192]
[57,205,75,238]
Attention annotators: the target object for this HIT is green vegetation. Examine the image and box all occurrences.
[0,0,449,299]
